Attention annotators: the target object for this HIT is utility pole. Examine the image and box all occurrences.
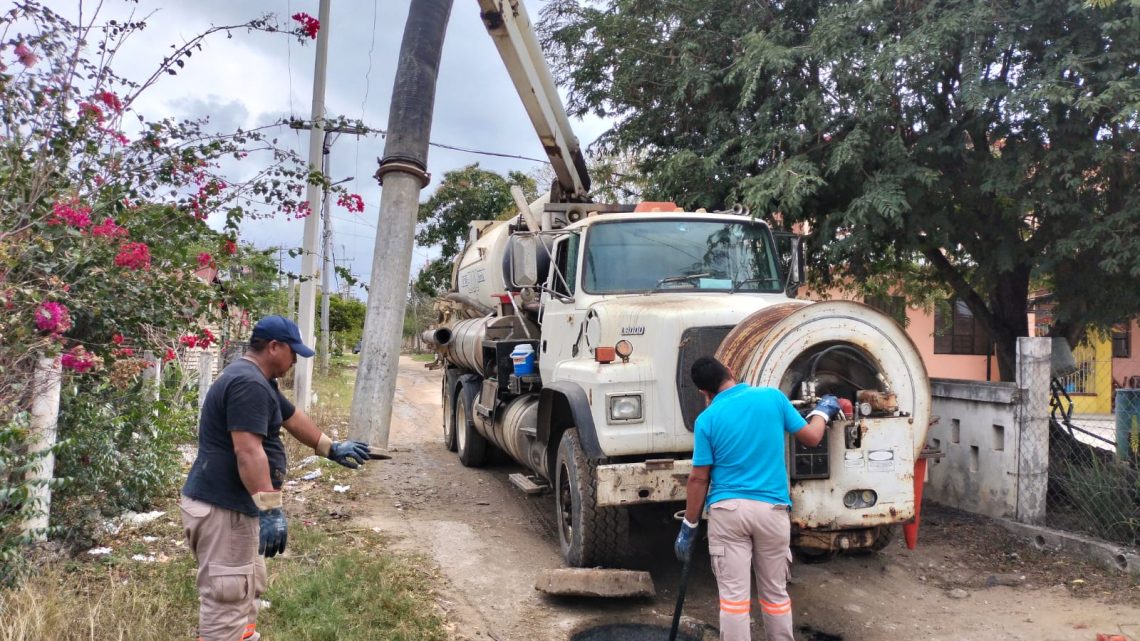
[294,0,332,411]
[350,0,454,453]
[321,172,354,375]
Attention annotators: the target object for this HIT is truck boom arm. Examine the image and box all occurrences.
[478,0,591,202]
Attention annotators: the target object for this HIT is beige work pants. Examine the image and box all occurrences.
[181,495,267,641]
[707,498,794,641]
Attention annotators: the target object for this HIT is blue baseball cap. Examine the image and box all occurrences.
[251,315,316,358]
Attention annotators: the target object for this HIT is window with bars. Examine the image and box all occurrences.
[934,299,992,355]
[864,294,907,328]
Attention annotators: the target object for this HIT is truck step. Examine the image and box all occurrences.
[509,473,549,495]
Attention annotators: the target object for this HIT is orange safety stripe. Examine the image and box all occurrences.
[719,598,751,614]
[759,598,792,615]
[240,623,257,640]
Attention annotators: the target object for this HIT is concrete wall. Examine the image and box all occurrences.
[924,338,1050,524]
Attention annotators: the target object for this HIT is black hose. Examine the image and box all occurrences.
[381,0,455,171]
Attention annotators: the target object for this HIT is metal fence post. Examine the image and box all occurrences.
[1015,337,1050,525]
[24,356,62,541]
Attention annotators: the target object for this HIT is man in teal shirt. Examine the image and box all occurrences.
[676,357,840,641]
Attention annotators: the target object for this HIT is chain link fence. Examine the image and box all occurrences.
[1047,351,1139,546]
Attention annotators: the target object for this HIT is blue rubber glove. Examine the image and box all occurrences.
[328,440,370,469]
[674,518,699,562]
[258,507,288,558]
[807,394,841,422]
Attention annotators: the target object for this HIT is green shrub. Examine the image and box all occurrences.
[51,365,197,548]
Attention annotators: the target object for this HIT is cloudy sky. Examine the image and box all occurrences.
[49,0,609,294]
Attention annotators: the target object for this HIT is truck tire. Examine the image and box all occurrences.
[456,384,488,467]
[442,378,457,452]
[554,429,629,567]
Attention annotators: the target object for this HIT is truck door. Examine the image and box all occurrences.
[538,233,581,381]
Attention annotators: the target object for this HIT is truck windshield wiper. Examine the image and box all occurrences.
[730,276,781,293]
[650,272,710,292]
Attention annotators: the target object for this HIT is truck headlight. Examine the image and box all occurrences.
[608,394,643,422]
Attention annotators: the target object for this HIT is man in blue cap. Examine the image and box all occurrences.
[180,315,371,641]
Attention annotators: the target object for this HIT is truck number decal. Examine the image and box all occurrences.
[620,326,645,336]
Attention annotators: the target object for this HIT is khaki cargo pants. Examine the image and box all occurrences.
[707,499,794,641]
[181,495,267,641]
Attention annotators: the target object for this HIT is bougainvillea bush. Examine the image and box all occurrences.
[0,1,324,572]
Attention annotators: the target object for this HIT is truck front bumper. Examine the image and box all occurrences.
[594,459,692,508]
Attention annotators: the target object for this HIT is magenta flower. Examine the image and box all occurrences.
[61,346,99,373]
[292,13,320,39]
[91,217,128,239]
[337,193,365,213]
[49,199,93,229]
[13,42,38,67]
[34,301,72,335]
[114,242,151,270]
[197,252,214,268]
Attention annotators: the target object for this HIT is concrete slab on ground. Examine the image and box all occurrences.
[535,568,656,598]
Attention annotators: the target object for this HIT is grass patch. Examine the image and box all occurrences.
[0,525,444,641]
[262,527,444,641]
[410,353,436,363]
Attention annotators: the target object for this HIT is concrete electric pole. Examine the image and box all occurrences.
[350,0,454,453]
[293,0,332,411]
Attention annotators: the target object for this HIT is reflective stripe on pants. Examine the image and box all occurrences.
[708,498,794,641]
[181,495,266,641]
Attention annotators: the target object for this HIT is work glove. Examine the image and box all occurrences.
[674,518,699,563]
[253,491,288,558]
[327,439,370,469]
[807,394,842,423]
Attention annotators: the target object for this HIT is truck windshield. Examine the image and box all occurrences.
[581,219,782,294]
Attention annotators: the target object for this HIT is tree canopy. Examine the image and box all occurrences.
[540,0,1140,380]
[414,164,537,296]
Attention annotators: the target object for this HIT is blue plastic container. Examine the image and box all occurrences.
[511,344,536,376]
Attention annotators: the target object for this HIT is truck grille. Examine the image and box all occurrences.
[676,326,734,432]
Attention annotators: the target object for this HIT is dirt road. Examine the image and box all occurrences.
[349,357,1140,641]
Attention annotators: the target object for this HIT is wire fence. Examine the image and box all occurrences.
[1047,352,1139,547]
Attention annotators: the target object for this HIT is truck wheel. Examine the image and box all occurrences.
[456,384,488,467]
[442,378,457,452]
[554,429,629,567]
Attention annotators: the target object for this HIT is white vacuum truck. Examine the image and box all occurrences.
[424,201,932,567]
[420,0,934,567]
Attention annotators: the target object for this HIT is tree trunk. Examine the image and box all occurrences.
[988,265,1032,382]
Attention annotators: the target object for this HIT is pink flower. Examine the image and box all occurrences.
[163,348,176,362]
[108,131,130,145]
[114,242,151,270]
[197,252,213,268]
[34,301,72,335]
[292,12,320,39]
[179,334,198,348]
[198,328,217,349]
[293,201,312,220]
[337,193,365,214]
[115,347,135,357]
[112,333,124,345]
[13,42,38,67]
[61,346,99,373]
[91,217,128,239]
[223,239,237,255]
[78,102,105,122]
[94,90,123,112]
[49,199,93,228]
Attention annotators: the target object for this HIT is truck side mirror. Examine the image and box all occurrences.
[508,235,540,288]
[790,237,805,285]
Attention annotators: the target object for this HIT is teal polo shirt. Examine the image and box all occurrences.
[692,383,807,507]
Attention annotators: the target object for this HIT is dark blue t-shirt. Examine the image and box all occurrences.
[182,358,296,516]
